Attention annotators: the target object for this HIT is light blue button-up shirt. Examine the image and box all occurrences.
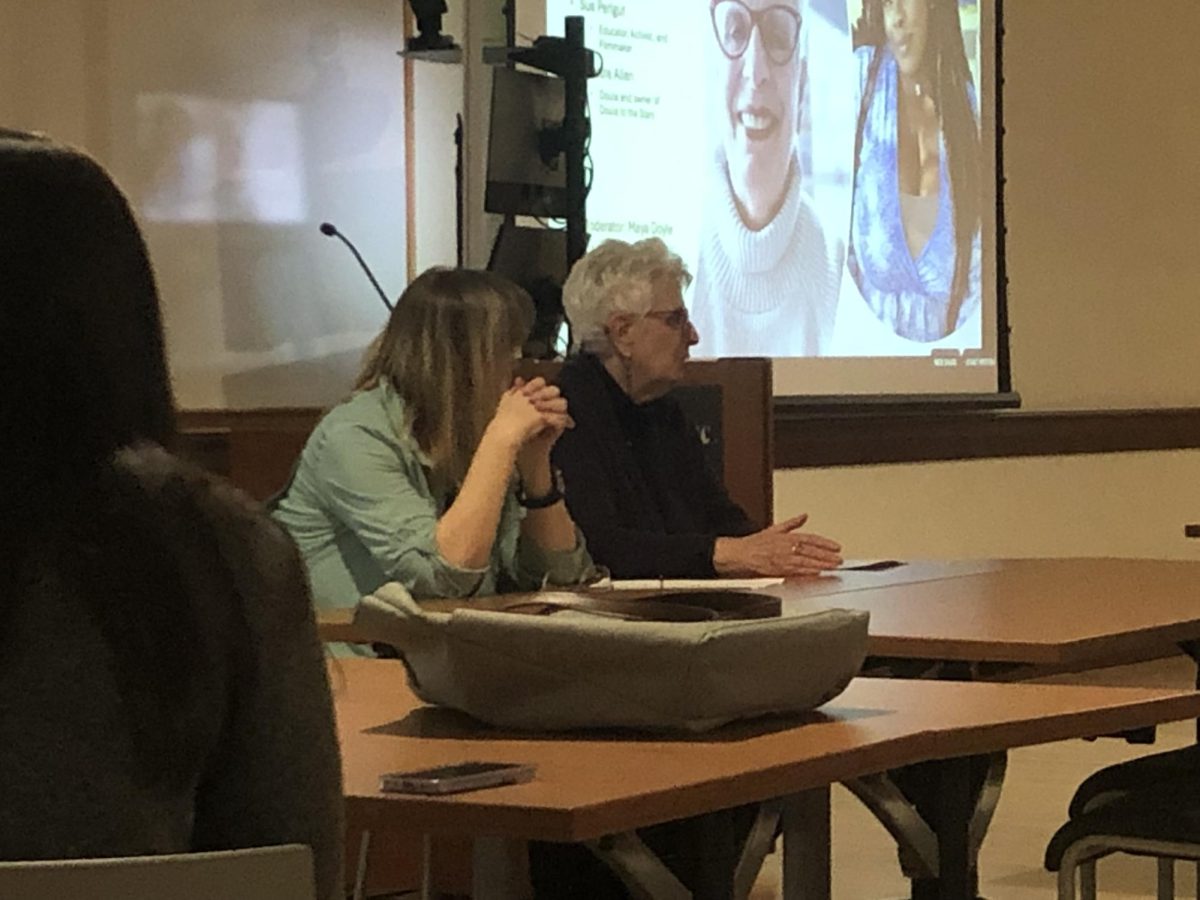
[272,382,592,649]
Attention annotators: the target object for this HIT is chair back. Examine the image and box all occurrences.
[0,844,316,900]
[678,357,774,529]
[521,357,774,528]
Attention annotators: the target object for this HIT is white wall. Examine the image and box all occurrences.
[777,451,1200,561]
[409,2,464,274]
[1000,0,1200,411]
[2,0,409,409]
[0,1,97,147]
[7,1,1199,558]
[374,0,510,271]
[774,1,1200,558]
[9,1,1198,411]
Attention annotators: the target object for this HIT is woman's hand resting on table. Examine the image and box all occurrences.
[712,514,843,577]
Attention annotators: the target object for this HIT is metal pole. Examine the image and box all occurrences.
[563,15,589,272]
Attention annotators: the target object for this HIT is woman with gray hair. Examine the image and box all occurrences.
[541,240,841,894]
[553,237,842,581]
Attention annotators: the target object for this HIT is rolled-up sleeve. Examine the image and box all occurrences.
[313,422,487,599]
[513,512,594,589]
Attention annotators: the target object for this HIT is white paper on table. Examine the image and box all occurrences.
[597,577,786,591]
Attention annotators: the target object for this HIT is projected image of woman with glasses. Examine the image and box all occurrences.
[690,0,844,359]
[847,0,982,342]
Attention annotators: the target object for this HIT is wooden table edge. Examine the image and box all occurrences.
[340,687,1200,843]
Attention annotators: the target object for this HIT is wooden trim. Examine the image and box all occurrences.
[177,407,1200,482]
[177,408,321,501]
[683,358,774,528]
[172,427,230,483]
[403,1,416,283]
[775,406,1200,468]
[174,358,775,517]
[179,408,322,432]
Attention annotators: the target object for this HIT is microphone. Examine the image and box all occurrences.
[319,222,394,312]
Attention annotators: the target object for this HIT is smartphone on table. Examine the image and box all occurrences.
[379,761,536,795]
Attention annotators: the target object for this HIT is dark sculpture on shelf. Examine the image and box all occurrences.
[406,0,457,52]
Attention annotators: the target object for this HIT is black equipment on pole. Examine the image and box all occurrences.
[483,15,599,354]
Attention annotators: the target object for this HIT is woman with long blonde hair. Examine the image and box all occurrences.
[273,268,591,649]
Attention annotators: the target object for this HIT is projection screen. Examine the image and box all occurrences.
[528,0,1006,399]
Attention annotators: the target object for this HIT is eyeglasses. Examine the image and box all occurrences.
[711,1,801,66]
[644,307,691,330]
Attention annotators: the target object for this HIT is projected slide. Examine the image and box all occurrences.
[98,1,408,409]
[137,93,308,225]
[539,0,998,396]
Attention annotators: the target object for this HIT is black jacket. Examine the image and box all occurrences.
[552,353,757,578]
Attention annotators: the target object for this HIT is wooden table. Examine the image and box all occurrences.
[322,558,1200,898]
[772,558,1200,673]
[334,658,1200,900]
[772,558,1200,897]
[320,559,1200,674]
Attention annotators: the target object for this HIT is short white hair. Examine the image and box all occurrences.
[562,238,692,353]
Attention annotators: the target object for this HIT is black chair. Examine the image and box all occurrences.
[1045,745,1200,899]
[519,356,775,528]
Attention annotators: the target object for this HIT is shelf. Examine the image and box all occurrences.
[397,47,463,64]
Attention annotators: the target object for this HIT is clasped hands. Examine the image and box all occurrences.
[487,377,572,486]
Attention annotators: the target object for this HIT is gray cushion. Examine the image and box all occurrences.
[352,584,869,732]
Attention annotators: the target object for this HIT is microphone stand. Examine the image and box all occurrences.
[455,113,465,268]
[319,222,394,312]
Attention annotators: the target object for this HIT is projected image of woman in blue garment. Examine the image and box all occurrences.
[848,0,982,342]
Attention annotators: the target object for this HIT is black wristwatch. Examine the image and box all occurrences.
[518,467,565,509]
